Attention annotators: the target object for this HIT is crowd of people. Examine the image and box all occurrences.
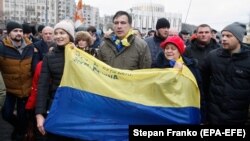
[0,10,249,141]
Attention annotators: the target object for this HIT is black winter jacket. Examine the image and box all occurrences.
[201,45,250,124]
[36,46,65,114]
[32,40,57,68]
[184,38,220,69]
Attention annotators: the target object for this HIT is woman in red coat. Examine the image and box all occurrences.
[26,61,43,110]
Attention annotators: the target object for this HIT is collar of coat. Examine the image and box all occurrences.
[2,36,32,48]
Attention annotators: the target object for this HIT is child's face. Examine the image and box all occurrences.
[77,40,88,49]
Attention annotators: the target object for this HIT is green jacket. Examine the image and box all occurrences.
[98,34,151,70]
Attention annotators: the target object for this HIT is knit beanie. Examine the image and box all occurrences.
[22,23,32,34]
[222,22,246,42]
[156,18,170,30]
[180,29,189,35]
[54,20,75,40]
[160,36,185,55]
[6,21,22,33]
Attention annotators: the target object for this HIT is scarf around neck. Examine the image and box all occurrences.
[112,29,134,52]
[169,56,184,67]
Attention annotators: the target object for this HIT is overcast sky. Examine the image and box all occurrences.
[76,0,250,31]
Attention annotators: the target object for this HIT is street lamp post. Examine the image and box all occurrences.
[45,0,48,25]
[130,8,134,27]
[13,0,16,21]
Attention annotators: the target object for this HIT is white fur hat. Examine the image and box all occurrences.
[54,20,75,40]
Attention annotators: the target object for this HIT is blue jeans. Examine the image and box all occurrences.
[1,92,28,135]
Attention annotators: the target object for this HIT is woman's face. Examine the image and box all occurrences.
[164,43,181,61]
[54,29,70,46]
[77,40,88,49]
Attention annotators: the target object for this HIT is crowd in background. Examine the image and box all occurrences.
[0,10,250,141]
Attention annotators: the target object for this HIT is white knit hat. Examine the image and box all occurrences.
[54,20,75,40]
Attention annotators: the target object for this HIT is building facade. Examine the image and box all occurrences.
[101,3,182,34]
[58,0,75,23]
[129,3,182,34]
[82,4,100,29]
[0,0,75,28]
[101,15,113,31]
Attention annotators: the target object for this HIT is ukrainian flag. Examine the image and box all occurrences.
[44,43,200,140]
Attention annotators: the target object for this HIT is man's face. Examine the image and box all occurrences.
[168,29,178,37]
[181,34,190,41]
[23,33,31,39]
[42,27,54,42]
[211,31,217,39]
[196,27,212,45]
[221,31,240,51]
[113,15,131,39]
[9,28,23,42]
[157,27,169,39]
[88,31,97,43]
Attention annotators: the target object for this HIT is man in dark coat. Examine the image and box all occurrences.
[201,22,250,125]
[184,24,220,69]
[145,18,170,68]
[32,26,56,68]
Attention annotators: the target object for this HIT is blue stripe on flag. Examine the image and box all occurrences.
[45,87,200,140]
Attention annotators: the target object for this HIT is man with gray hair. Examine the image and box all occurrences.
[32,26,56,67]
[201,22,250,124]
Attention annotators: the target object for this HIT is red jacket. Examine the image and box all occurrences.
[25,61,42,110]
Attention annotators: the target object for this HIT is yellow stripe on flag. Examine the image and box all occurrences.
[61,43,200,108]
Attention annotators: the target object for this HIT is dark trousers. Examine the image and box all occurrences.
[1,92,28,140]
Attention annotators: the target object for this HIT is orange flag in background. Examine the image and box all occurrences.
[74,0,84,28]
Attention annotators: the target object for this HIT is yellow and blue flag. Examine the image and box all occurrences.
[45,43,200,140]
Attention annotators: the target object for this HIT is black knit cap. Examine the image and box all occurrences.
[156,18,170,30]
[180,29,189,34]
[22,23,32,34]
[6,21,22,33]
[38,25,45,33]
